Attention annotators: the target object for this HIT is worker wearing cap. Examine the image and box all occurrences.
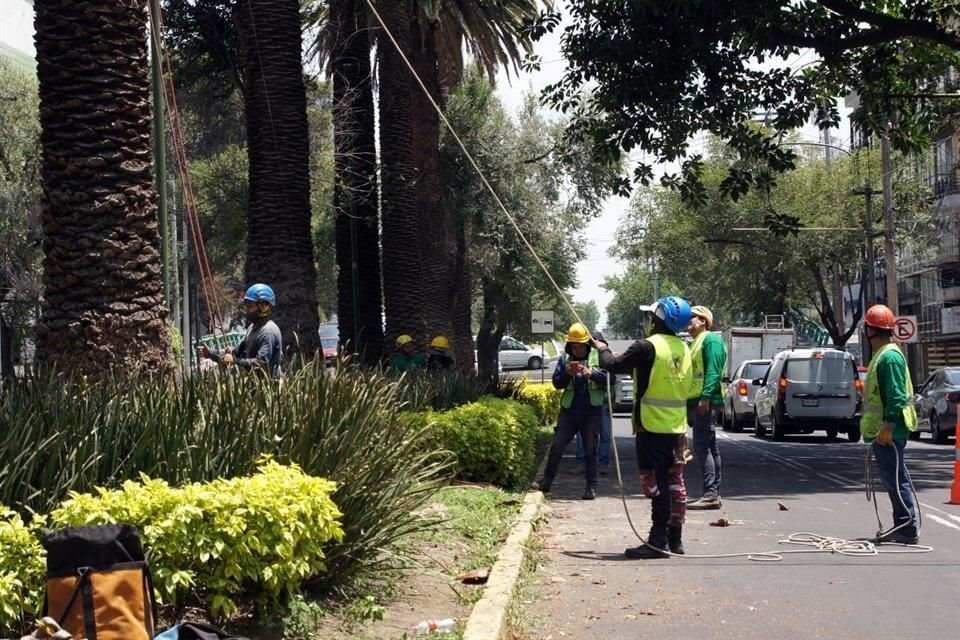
[532,322,610,500]
[427,335,456,370]
[390,335,426,372]
[861,304,920,545]
[686,305,727,510]
[594,296,693,559]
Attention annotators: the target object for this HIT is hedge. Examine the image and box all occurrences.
[516,382,562,426]
[425,398,541,489]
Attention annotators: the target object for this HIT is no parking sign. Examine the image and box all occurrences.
[893,315,917,343]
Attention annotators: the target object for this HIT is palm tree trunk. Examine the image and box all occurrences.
[376,0,425,348]
[410,18,455,345]
[330,0,385,365]
[33,0,173,377]
[235,0,320,356]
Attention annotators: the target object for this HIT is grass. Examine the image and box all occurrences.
[506,529,548,639]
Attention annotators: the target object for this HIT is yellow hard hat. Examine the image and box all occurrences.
[430,336,451,350]
[691,305,713,329]
[396,334,414,348]
[566,322,590,344]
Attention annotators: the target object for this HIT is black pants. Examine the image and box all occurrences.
[543,413,600,488]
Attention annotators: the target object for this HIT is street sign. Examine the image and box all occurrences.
[893,315,918,343]
[531,310,555,334]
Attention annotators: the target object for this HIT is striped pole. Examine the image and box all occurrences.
[951,404,960,505]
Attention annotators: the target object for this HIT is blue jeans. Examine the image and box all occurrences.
[689,404,722,498]
[872,439,918,537]
[576,406,611,467]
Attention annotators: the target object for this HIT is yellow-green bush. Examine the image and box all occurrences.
[426,398,540,488]
[49,461,344,616]
[0,509,44,631]
[516,382,562,425]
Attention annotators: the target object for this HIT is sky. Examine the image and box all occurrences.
[491,6,848,330]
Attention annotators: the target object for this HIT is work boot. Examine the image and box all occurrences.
[668,526,685,555]
[582,487,596,500]
[687,495,722,510]
[870,529,919,545]
[530,479,551,493]
[625,527,669,559]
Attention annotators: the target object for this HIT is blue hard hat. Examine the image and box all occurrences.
[655,296,692,334]
[243,283,276,306]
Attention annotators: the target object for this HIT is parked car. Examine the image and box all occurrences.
[753,348,862,442]
[318,321,338,366]
[721,359,771,432]
[613,376,634,413]
[915,367,960,444]
[499,336,546,370]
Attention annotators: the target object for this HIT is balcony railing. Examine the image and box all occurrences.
[931,171,959,198]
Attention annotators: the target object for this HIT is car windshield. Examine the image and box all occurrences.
[319,324,338,338]
[786,357,851,382]
[742,363,769,380]
[320,337,337,349]
[945,369,960,385]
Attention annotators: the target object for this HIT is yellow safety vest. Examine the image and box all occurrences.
[560,348,605,409]
[860,342,917,441]
[688,331,707,400]
[637,333,692,434]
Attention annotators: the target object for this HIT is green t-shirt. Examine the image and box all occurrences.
[390,353,426,372]
[688,332,727,407]
[875,346,911,440]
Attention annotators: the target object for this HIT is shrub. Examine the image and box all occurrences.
[0,509,44,631]
[0,362,451,591]
[49,461,344,616]
[515,382,562,426]
[427,398,540,488]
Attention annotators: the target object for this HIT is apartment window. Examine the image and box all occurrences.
[933,136,958,197]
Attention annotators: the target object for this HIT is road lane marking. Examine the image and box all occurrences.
[719,434,960,535]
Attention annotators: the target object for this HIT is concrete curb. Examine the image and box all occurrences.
[461,490,544,640]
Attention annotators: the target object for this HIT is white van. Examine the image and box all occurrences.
[752,348,862,442]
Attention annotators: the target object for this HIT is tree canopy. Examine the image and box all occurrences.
[533,1,960,205]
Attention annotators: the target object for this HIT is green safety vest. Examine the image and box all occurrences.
[636,333,692,434]
[861,342,917,441]
[688,331,707,400]
[560,349,605,409]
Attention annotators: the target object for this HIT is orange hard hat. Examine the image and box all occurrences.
[864,304,896,330]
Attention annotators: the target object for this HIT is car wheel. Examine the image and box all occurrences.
[847,427,861,443]
[754,412,767,438]
[721,404,732,432]
[931,411,949,444]
[729,409,743,433]
[826,428,838,441]
[908,430,921,441]
[527,356,542,370]
[772,414,785,441]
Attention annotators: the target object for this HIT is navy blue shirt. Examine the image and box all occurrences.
[553,354,611,416]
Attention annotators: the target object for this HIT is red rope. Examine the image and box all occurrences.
[147,2,228,344]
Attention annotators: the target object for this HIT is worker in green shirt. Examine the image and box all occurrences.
[390,334,426,372]
[861,304,920,545]
[686,305,727,510]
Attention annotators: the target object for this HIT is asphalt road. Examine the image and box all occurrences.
[520,415,960,639]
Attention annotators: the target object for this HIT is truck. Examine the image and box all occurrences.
[722,324,795,377]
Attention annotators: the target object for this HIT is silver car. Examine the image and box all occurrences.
[722,359,771,432]
[915,367,960,444]
[613,376,634,413]
[753,348,862,442]
[498,336,546,370]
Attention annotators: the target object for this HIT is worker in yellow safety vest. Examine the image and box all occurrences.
[686,305,727,510]
[861,304,920,545]
[595,296,694,559]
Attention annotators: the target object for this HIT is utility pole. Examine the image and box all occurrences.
[854,181,880,307]
[822,127,845,336]
[881,124,898,312]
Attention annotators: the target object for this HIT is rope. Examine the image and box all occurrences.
[365,0,934,562]
[147,2,228,345]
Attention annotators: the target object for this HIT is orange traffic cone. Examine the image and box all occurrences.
[951,405,960,505]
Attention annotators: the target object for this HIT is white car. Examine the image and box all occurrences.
[499,336,547,370]
[613,376,634,413]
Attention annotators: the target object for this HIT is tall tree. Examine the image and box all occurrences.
[33,0,173,376]
[327,0,385,363]
[235,0,320,355]
[537,1,960,207]
[375,0,426,348]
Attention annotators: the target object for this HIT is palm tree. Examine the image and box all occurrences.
[327,0,385,364]
[235,0,320,356]
[376,0,426,347]
[33,0,174,376]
